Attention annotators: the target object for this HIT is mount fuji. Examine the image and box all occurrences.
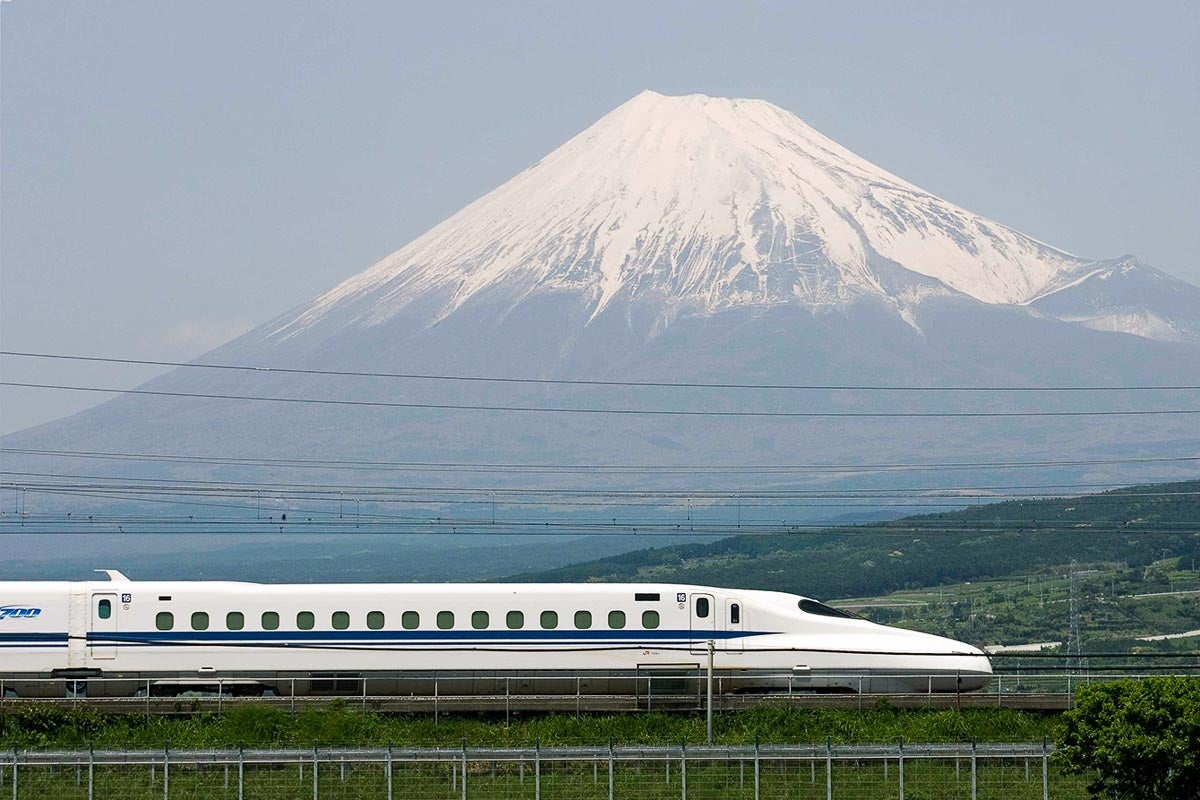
[4,91,1199,578]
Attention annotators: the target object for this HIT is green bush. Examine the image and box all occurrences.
[1058,677,1200,799]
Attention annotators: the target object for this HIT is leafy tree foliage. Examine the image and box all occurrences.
[1058,677,1200,799]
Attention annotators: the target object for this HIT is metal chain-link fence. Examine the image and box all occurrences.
[0,743,1094,799]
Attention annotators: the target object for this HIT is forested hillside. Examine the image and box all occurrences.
[511,481,1200,601]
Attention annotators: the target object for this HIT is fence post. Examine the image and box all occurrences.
[238,745,244,800]
[971,740,977,800]
[1042,738,1049,800]
[680,740,687,800]
[386,742,393,800]
[11,746,16,800]
[312,743,318,800]
[164,743,170,800]
[461,740,467,800]
[898,737,904,800]
[88,743,94,800]
[753,739,760,800]
[535,739,541,800]
[826,737,832,800]
[608,739,614,800]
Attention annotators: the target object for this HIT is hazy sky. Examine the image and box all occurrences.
[2,1,1197,434]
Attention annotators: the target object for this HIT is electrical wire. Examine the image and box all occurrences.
[4,381,1200,418]
[5,350,1198,392]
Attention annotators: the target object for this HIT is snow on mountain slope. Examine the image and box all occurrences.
[270,90,1100,343]
[1028,257,1200,342]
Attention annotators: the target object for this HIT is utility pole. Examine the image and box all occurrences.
[1067,561,1082,672]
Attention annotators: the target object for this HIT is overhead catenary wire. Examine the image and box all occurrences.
[5,350,1199,392]
[4,381,1199,418]
[4,447,1200,476]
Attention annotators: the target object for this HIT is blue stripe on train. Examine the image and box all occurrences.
[84,629,768,645]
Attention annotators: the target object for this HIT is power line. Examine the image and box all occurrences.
[5,350,1198,392]
[7,470,1200,498]
[4,381,1199,419]
[4,447,1199,475]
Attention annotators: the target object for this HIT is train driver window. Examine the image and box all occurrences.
[506,611,524,629]
[608,610,626,629]
[574,610,592,629]
[297,611,315,630]
[402,611,420,630]
[226,612,244,631]
[156,612,174,631]
[437,611,454,630]
[97,599,111,619]
[540,610,558,629]
[262,611,280,630]
[367,611,385,630]
[695,597,710,618]
[797,599,857,619]
[471,611,489,629]
[730,603,740,624]
[332,611,350,630]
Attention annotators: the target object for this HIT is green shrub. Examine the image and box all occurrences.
[1058,677,1200,799]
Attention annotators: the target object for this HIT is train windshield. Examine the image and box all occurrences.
[797,599,861,619]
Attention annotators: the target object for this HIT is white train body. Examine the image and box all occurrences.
[0,573,991,697]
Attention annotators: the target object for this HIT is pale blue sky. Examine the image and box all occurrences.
[2,1,1197,433]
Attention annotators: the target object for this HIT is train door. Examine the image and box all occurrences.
[90,593,117,659]
[690,593,716,653]
[724,598,743,652]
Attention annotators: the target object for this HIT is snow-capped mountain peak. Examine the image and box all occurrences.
[270,91,1191,343]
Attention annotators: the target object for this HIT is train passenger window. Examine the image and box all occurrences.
[367,611,385,630]
[191,612,209,631]
[608,610,626,629]
[297,611,315,630]
[332,611,350,630]
[156,612,174,631]
[97,599,111,619]
[574,610,592,629]
[471,611,489,629]
[226,612,244,631]
[695,597,710,618]
[506,611,524,629]
[437,611,454,630]
[642,610,660,629]
[262,612,280,630]
[730,604,740,624]
[540,610,558,629]
[402,611,420,630]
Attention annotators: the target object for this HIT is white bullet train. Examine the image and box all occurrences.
[0,571,991,698]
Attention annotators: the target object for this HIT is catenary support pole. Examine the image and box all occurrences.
[706,640,715,744]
